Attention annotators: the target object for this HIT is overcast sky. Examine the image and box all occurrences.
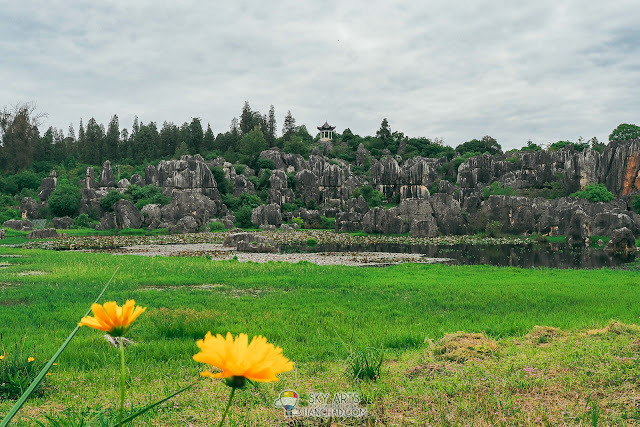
[1,1,639,150]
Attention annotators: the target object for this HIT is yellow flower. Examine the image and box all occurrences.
[193,332,294,386]
[28,357,34,362]
[0,355,4,360]
[79,300,146,337]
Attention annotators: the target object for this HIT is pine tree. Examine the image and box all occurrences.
[282,110,296,142]
[203,123,215,153]
[266,105,277,147]
[105,115,120,162]
[189,118,203,154]
[240,101,254,135]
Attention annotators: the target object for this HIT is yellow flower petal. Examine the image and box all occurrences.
[28,357,34,362]
[193,332,294,384]
[79,300,146,336]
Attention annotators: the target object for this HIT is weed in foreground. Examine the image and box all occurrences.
[346,347,384,381]
[0,334,47,400]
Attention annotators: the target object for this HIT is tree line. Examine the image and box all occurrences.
[1,101,639,176]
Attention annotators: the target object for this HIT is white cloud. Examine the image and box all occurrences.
[1,0,638,150]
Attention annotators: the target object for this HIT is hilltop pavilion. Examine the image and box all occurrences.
[317,121,335,141]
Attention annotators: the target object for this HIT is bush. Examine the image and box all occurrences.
[100,190,127,212]
[346,347,383,381]
[126,185,170,210]
[483,181,519,199]
[571,183,614,203]
[352,185,383,207]
[256,158,275,171]
[485,221,503,237]
[0,208,19,224]
[634,196,640,214]
[234,205,254,228]
[320,216,335,229]
[209,221,225,231]
[73,213,92,228]
[3,171,41,196]
[48,184,81,217]
[211,167,233,195]
[291,217,304,228]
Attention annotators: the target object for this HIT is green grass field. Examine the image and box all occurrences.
[1,246,640,425]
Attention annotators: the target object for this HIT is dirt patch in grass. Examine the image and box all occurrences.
[17,270,47,276]
[0,281,21,289]
[434,332,500,362]
[138,283,270,298]
[0,298,29,306]
[138,283,224,291]
[525,325,565,345]
[587,320,640,336]
[407,362,457,379]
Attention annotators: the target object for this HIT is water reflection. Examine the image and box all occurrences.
[281,242,636,269]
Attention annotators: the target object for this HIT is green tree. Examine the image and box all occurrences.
[521,140,542,152]
[100,189,127,212]
[456,135,502,156]
[609,123,640,142]
[571,183,614,203]
[376,118,392,142]
[104,115,120,162]
[283,135,309,157]
[160,121,179,158]
[240,101,255,135]
[590,137,605,152]
[238,126,266,167]
[188,117,203,154]
[174,141,189,158]
[0,102,46,172]
[266,105,277,146]
[203,123,215,153]
[48,183,82,217]
[282,110,296,142]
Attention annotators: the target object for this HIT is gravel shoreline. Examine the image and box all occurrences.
[112,243,452,266]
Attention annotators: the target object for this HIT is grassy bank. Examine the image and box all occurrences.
[1,248,639,425]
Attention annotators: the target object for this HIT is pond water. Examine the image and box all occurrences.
[282,242,637,269]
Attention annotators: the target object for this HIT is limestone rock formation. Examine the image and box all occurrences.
[430,193,467,235]
[2,219,33,231]
[117,178,131,190]
[144,164,159,186]
[170,216,199,234]
[96,213,116,230]
[233,174,255,197]
[26,228,58,239]
[251,204,282,227]
[130,174,144,187]
[99,161,116,187]
[156,155,219,199]
[51,216,73,229]
[20,197,39,219]
[605,227,636,252]
[160,191,223,227]
[223,232,279,253]
[39,171,57,202]
[113,199,143,229]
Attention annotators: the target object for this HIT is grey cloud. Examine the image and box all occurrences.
[1,1,639,150]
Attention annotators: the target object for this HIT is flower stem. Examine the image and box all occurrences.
[217,386,236,427]
[118,339,126,427]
